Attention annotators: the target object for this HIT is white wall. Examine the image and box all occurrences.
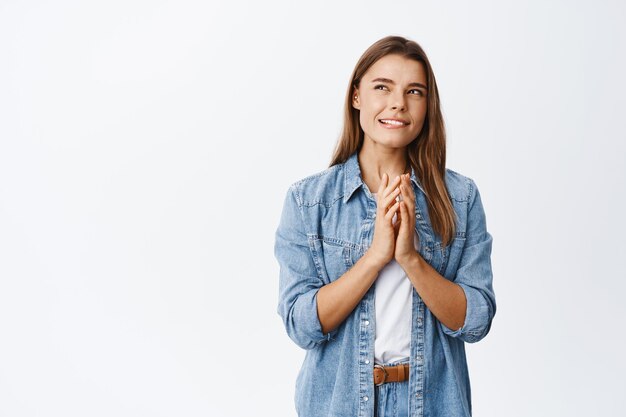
[1,0,625,415]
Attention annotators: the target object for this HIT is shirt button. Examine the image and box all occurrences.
[416,392,422,398]
[365,359,370,364]
[364,320,370,326]
[363,396,369,401]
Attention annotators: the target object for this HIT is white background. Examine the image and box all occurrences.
[1,0,625,416]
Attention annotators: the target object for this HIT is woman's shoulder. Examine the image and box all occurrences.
[287,163,346,207]
[444,167,478,203]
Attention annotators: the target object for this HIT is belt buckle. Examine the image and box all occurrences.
[374,364,388,386]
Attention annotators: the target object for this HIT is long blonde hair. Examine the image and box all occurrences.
[329,35,457,247]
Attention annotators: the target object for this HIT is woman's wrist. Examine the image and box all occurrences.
[361,250,386,273]
[396,250,422,271]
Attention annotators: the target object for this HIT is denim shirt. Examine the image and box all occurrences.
[274,151,496,417]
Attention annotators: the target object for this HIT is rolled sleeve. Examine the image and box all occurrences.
[274,185,337,350]
[441,179,497,343]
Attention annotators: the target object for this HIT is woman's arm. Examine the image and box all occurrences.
[276,186,386,349]
[276,176,402,348]
[401,178,496,344]
[316,251,384,335]
[317,174,403,335]
[399,254,467,331]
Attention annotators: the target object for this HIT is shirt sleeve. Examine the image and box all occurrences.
[440,178,497,343]
[274,184,338,350]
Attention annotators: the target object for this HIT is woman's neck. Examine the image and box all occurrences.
[358,143,409,193]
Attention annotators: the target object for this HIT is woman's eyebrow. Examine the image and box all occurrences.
[371,77,428,90]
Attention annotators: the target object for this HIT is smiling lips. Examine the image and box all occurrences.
[378,118,410,128]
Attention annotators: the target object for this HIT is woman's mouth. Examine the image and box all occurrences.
[378,119,410,128]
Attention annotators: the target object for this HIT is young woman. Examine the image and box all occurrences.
[274,35,496,417]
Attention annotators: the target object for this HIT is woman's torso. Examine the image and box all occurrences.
[275,151,495,417]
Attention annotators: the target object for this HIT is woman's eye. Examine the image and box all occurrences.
[374,84,388,91]
[409,89,424,96]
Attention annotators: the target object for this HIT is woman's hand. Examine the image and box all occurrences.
[366,173,402,270]
[395,173,420,265]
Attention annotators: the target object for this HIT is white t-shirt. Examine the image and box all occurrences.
[372,192,419,365]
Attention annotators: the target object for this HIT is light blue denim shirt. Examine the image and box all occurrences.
[274,151,496,417]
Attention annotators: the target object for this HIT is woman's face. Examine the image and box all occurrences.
[352,54,428,150]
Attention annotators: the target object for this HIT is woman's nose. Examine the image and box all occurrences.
[390,93,406,111]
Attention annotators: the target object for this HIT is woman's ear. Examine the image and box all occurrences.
[352,87,360,110]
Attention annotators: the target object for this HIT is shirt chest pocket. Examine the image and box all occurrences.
[309,236,355,284]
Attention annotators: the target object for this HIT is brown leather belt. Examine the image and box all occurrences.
[373,363,409,386]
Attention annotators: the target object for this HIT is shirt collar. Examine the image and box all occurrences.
[343,151,425,204]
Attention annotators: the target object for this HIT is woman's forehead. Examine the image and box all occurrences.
[364,55,426,84]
